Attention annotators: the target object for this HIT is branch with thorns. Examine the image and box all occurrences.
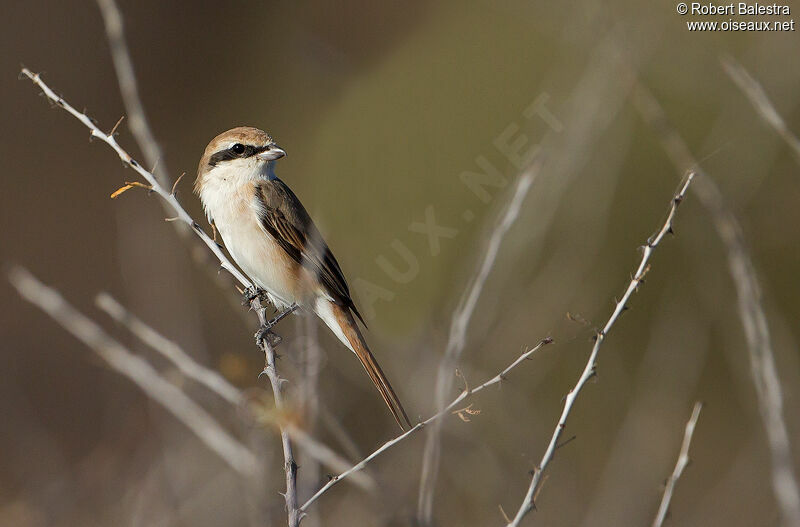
[504,173,695,526]
[299,337,554,513]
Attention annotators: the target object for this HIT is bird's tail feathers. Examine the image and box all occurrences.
[316,300,411,431]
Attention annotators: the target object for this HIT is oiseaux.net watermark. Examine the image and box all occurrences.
[677,2,795,31]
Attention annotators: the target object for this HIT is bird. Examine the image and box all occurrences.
[194,126,411,430]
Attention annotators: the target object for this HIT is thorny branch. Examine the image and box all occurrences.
[20,68,251,289]
[505,173,695,526]
[633,78,800,527]
[251,299,301,527]
[300,337,554,513]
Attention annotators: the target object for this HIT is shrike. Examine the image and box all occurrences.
[195,127,411,430]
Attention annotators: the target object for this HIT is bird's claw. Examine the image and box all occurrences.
[242,286,267,306]
[255,326,282,348]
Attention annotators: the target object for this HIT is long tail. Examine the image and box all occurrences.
[316,300,411,430]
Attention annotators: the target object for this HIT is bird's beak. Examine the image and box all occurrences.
[257,144,286,161]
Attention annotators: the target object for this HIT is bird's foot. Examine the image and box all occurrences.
[253,304,299,349]
[242,286,267,306]
[255,326,282,348]
[267,303,299,328]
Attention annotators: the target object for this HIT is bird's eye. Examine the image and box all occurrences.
[231,143,245,155]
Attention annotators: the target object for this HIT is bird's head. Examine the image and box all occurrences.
[195,126,286,195]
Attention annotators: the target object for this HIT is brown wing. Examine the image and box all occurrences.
[254,180,366,325]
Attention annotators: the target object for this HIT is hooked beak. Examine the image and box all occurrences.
[257,144,286,161]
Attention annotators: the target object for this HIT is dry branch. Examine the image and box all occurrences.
[8,266,257,475]
[633,81,800,527]
[652,401,703,527]
[505,173,695,526]
[96,292,374,492]
[300,337,554,513]
[722,56,800,165]
[95,0,169,185]
[20,68,251,289]
[96,292,244,406]
[250,300,301,527]
[418,169,537,523]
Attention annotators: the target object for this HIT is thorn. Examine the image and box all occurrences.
[667,226,675,235]
[674,195,684,205]
[191,221,202,231]
[455,368,470,392]
[498,505,512,524]
[171,172,186,196]
[109,115,125,137]
[542,336,554,345]
[129,159,139,168]
[555,435,577,450]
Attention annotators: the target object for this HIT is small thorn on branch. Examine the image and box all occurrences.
[555,435,576,450]
[109,115,125,137]
[171,172,186,196]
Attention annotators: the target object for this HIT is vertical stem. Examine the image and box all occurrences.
[252,300,300,527]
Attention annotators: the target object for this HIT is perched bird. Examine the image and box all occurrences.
[195,127,411,430]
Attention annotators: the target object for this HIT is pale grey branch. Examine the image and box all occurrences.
[301,337,553,513]
[96,292,243,405]
[8,266,257,476]
[95,0,169,186]
[652,401,703,527]
[722,56,800,165]
[418,168,537,523]
[96,292,374,492]
[633,81,800,527]
[506,174,695,526]
[20,69,251,289]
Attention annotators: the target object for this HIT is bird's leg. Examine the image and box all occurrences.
[254,303,299,349]
[242,285,267,306]
[267,303,299,328]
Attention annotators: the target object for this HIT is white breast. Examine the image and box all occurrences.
[199,168,299,310]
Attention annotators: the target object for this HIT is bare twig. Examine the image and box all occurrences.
[633,81,800,527]
[301,337,554,513]
[506,174,694,526]
[721,56,800,165]
[652,402,703,527]
[418,170,537,522]
[8,266,257,475]
[20,68,251,289]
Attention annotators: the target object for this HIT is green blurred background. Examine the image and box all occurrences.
[2,1,800,526]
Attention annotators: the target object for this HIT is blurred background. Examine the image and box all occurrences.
[2,1,800,526]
